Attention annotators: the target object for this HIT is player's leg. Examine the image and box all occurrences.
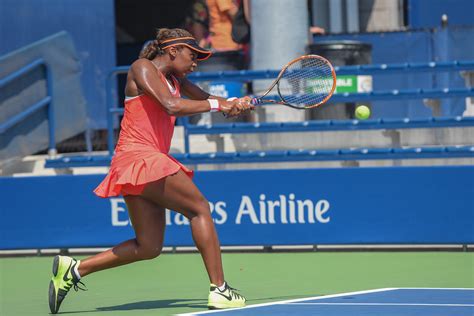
[140,170,245,309]
[78,195,166,276]
[48,196,165,314]
[141,170,223,285]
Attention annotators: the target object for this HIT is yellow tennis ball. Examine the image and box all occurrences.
[355,105,370,120]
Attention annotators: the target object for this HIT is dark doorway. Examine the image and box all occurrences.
[115,0,192,66]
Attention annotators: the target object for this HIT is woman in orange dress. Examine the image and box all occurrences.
[48,28,253,314]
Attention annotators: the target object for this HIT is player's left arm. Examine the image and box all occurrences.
[179,77,226,102]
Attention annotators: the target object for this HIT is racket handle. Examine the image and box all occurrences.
[251,98,262,105]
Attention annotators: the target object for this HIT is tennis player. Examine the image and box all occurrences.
[48,28,253,314]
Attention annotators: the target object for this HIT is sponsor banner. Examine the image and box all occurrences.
[305,75,373,94]
[0,167,473,249]
[335,75,373,93]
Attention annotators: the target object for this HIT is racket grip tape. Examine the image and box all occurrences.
[251,98,261,105]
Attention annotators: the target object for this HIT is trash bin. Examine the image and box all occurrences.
[307,40,372,120]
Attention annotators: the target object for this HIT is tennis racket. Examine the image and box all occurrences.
[251,55,336,109]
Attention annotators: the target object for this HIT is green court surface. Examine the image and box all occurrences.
[0,252,473,315]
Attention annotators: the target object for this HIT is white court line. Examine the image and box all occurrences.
[288,303,474,307]
[176,288,474,315]
[176,288,397,315]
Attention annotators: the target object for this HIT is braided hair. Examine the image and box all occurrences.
[139,28,194,60]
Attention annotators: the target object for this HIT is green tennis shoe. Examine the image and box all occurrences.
[208,282,246,309]
[48,255,85,314]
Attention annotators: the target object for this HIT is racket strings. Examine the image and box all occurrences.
[278,57,334,108]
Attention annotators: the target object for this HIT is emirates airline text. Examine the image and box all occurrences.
[110,194,330,226]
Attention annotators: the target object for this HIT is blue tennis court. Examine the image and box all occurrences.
[181,288,474,316]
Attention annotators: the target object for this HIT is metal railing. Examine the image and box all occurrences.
[45,145,474,168]
[0,58,56,156]
[103,60,474,156]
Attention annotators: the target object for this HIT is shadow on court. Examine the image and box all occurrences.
[58,295,320,314]
[58,299,207,314]
[249,293,326,303]
[97,299,208,311]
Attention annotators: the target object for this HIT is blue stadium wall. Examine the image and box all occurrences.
[1,167,473,249]
[0,0,116,129]
[408,0,474,28]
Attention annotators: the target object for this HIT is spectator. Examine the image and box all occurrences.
[206,0,240,51]
[231,0,251,66]
[184,0,211,48]
[231,0,250,45]
[310,26,326,35]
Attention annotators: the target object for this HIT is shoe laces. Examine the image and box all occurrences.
[226,284,244,300]
[64,279,87,292]
[73,280,87,292]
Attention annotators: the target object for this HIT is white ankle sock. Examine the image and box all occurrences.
[217,282,226,291]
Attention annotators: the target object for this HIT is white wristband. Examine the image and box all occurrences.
[208,99,220,112]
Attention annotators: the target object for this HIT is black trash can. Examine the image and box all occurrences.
[307,40,372,120]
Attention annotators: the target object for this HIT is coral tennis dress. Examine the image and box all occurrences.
[94,74,193,198]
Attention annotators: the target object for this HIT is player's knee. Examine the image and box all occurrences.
[138,244,162,260]
[190,195,211,218]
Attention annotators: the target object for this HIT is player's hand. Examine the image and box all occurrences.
[221,96,254,117]
[236,96,254,115]
[219,99,237,116]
